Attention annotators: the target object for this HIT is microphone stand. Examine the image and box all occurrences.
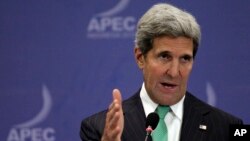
[144,126,153,141]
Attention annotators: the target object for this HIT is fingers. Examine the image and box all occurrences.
[113,89,122,105]
[107,100,120,130]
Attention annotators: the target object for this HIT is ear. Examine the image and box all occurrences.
[134,47,145,69]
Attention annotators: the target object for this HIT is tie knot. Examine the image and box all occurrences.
[156,105,169,119]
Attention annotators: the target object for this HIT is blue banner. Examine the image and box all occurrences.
[1,0,249,141]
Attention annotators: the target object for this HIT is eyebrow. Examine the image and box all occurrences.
[158,50,192,57]
[181,54,193,58]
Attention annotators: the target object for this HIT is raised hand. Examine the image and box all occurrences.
[101,89,124,141]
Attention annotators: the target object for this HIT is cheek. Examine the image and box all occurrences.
[180,69,192,85]
[144,65,162,81]
[181,65,193,77]
[148,65,165,78]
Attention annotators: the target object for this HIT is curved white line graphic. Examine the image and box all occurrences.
[206,82,217,106]
[15,85,52,128]
[97,0,130,17]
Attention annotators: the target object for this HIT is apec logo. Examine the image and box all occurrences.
[87,0,136,39]
[7,85,56,141]
[206,82,217,106]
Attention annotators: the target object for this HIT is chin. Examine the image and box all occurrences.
[158,96,181,106]
[157,98,175,106]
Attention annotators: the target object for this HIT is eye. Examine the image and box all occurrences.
[181,55,193,63]
[158,52,171,60]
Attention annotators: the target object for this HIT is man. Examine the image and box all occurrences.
[80,3,242,141]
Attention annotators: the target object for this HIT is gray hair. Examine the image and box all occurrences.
[135,3,201,57]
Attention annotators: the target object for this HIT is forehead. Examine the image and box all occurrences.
[152,36,193,55]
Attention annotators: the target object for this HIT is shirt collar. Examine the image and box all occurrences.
[140,83,184,121]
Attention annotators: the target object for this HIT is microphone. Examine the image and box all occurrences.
[145,112,159,141]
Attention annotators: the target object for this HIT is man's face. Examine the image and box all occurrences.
[135,36,194,105]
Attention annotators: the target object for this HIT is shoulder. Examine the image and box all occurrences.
[182,92,243,141]
[185,92,243,124]
[82,109,107,126]
[80,110,107,140]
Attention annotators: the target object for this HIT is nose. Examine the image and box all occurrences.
[166,60,180,78]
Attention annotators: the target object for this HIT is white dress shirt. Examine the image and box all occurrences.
[140,83,185,141]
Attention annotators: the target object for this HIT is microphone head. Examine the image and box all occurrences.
[146,112,159,130]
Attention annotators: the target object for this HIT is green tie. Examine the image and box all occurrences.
[152,105,170,141]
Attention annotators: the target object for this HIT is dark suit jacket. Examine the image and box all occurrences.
[80,91,243,141]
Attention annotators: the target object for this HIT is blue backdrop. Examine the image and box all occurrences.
[1,0,249,141]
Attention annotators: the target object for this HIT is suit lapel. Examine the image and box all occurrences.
[121,92,147,141]
[180,92,210,141]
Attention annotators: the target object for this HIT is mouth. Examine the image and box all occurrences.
[161,82,178,89]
